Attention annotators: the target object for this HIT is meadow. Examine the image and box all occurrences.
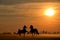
[0,34,60,40]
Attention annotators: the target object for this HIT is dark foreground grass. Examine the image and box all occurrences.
[0,36,60,40]
[0,34,60,40]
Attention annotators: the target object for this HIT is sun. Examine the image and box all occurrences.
[44,8,55,16]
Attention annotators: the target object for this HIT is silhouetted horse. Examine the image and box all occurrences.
[17,25,27,36]
[28,25,39,35]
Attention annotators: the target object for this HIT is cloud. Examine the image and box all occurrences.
[0,0,59,32]
[0,0,59,5]
[0,2,59,17]
[0,5,16,15]
[0,4,34,17]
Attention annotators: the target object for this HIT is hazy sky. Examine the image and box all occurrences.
[0,0,60,33]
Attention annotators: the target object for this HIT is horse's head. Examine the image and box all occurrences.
[23,25,27,28]
[30,25,33,29]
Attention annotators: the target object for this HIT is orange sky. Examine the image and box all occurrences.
[0,2,60,33]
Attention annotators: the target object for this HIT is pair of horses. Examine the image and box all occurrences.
[17,25,39,36]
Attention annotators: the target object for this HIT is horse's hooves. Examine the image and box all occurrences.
[37,33,39,35]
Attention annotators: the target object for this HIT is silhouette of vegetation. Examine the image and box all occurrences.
[42,30,48,34]
[2,32,11,34]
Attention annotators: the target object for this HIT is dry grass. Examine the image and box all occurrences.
[0,34,60,40]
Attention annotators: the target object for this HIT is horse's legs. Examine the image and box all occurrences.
[23,33,25,37]
[32,33,33,36]
[19,34,21,36]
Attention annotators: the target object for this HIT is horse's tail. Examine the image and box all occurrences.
[37,32,39,34]
[36,31,39,34]
[35,29,39,34]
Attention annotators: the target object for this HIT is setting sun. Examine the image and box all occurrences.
[44,8,55,16]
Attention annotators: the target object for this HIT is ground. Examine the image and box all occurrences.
[0,34,60,40]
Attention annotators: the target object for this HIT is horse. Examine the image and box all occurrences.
[17,25,27,36]
[28,25,39,36]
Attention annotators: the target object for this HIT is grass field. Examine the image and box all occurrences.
[0,34,60,40]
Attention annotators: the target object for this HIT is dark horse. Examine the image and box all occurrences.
[28,25,39,35]
[17,25,27,36]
